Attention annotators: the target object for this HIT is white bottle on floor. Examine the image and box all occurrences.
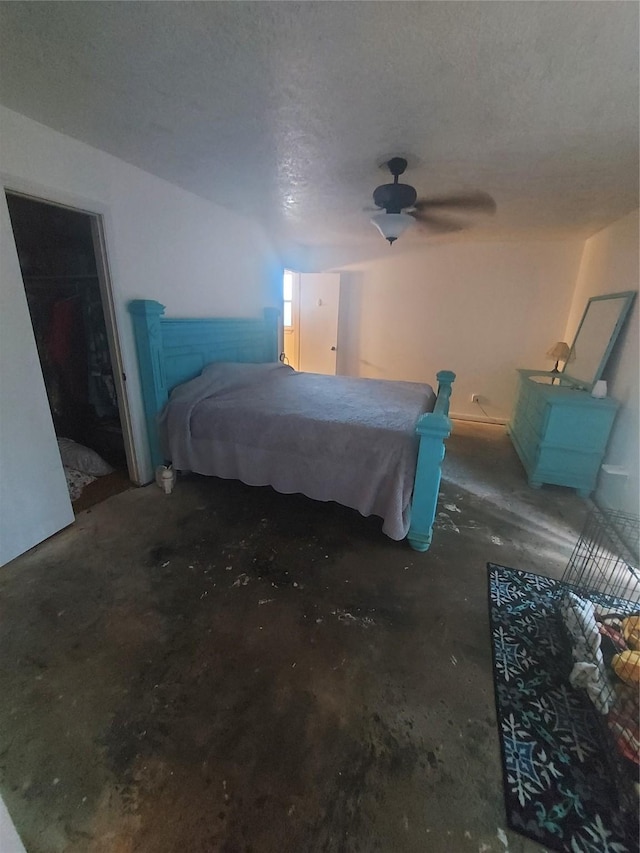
[155,465,176,495]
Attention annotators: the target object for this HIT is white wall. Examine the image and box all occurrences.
[0,106,282,494]
[564,210,639,514]
[312,239,584,421]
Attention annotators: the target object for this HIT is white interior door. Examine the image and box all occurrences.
[298,273,340,375]
[0,192,74,566]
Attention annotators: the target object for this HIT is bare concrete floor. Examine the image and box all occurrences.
[0,422,590,853]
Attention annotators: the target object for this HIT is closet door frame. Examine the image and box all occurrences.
[89,212,138,482]
[1,174,139,485]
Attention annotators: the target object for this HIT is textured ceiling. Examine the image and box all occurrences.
[0,1,638,248]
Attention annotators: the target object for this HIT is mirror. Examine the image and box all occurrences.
[563,291,636,389]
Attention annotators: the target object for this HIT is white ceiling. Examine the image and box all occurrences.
[0,1,638,248]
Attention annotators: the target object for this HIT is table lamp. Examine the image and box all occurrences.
[547,341,571,373]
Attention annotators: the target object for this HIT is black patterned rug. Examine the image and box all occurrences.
[488,563,639,853]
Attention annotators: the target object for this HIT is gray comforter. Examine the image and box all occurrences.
[160,362,436,539]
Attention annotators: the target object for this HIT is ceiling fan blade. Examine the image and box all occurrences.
[413,191,496,214]
[408,210,465,233]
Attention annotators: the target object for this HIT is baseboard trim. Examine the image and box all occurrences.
[450,413,508,426]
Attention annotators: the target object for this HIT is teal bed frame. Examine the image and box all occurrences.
[129,300,455,552]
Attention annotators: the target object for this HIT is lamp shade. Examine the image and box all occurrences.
[370,212,414,244]
[546,341,571,362]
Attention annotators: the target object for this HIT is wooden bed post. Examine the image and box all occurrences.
[407,370,456,552]
[128,300,168,471]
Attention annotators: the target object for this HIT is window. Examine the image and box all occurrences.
[283,269,294,328]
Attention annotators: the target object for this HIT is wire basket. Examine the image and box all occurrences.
[557,507,639,816]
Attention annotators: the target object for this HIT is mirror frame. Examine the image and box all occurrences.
[562,291,636,390]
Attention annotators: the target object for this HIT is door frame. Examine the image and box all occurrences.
[2,174,140,483]
[282,268,301,370]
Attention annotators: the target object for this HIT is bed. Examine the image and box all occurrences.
[129,300,455,552]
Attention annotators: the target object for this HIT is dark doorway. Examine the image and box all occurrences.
[6,192,132,509]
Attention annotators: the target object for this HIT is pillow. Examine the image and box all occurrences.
[57,438,113,477]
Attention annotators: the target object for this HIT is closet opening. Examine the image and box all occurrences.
[5,191,135,511]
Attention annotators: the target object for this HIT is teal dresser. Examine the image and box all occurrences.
[509,370,618,497]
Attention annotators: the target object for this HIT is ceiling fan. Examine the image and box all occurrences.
[370,157,496,244]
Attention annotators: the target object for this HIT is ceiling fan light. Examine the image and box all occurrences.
[370,212,414,245]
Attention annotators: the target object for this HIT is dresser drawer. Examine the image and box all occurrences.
[526,389,548,436]
[516,378,548,435]
[537,445,600,479]
[544,405,617,453]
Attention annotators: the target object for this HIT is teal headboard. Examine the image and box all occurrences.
[129,300,279,469]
